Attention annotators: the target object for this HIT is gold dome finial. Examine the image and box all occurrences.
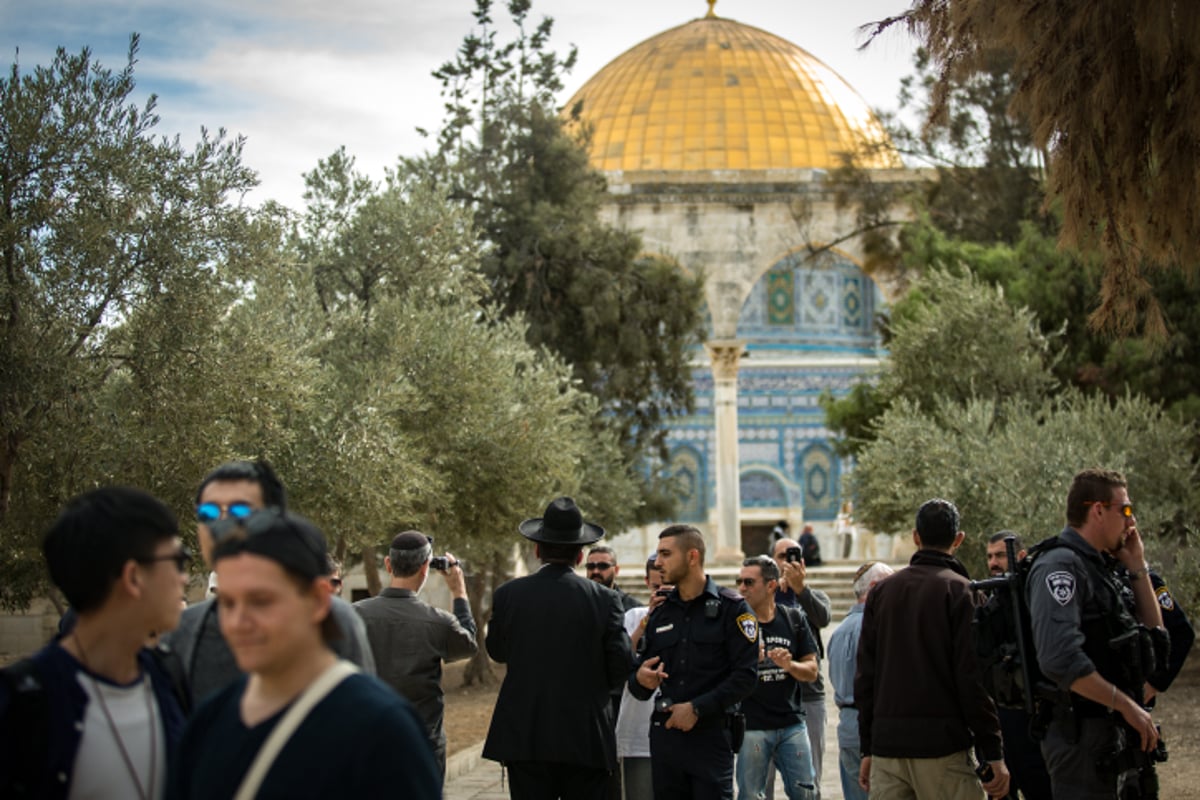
[705,0,717,19]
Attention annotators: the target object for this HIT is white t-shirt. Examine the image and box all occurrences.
[70,671,166,800]
[615,606,656,758]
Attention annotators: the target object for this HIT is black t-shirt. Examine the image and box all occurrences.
[742,608,817,730]
[169,672,440,799]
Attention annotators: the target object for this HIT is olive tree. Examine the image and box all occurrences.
[0,38,286,608]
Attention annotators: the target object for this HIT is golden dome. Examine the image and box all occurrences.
[565,11,900,172]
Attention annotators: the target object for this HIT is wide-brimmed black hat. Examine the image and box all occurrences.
[518,496,605,545]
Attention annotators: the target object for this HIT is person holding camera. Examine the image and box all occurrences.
[353,530,477,775]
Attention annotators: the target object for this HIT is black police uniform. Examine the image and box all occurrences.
[1027,527,1160,800]
[629,576,759,800]
[1112,563,1195,697]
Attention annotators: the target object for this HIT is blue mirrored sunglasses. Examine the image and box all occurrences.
[196,501,255,523]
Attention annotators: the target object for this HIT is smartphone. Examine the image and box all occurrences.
[785,546,803,564]
[974,762,994,783]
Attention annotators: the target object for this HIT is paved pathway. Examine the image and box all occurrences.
[445,621,853,800]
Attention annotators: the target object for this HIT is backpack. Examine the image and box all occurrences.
[972,535,1072,716]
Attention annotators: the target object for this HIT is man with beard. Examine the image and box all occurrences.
[982,532,1051,800]
[587,545,642,612]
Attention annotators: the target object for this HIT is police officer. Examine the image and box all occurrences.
[1028,468,1164,799]
[1111,561,1195,705]
[630,524,758,800]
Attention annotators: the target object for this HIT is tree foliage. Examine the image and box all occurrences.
[276,150,641,575]
[418,0,707,523]
[0,38,286,608]
[871,2,1200,337]
[851,392,1200,602]
[844,269,1200,606]
[830,32,1200,457]
[821,268,1057,455]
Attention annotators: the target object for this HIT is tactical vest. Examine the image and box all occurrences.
[974,535,1161,712]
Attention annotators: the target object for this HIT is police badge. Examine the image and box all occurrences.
[736,613,758,643]
[1047,570,1076,606]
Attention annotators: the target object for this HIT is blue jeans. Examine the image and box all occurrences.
[736,722,816,800]
[837,745,868,800]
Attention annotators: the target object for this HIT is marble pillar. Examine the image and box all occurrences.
[705,339,746,564]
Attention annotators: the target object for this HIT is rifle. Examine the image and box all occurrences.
[972,536,1169,797]
[971,535,1050,720]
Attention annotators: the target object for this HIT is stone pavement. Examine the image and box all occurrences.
[445,620,853,800]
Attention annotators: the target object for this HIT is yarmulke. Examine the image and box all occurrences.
[391,530,430,551]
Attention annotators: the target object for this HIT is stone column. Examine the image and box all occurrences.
[705,339,746,564]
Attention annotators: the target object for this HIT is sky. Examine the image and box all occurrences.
[2,0,919,210]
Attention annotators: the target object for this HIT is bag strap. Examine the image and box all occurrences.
[233,659,359,800]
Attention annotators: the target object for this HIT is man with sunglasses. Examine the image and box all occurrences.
[353,530,477,775]
[0,487,190,800]
[735,555,819,800]
[1027,468,1165,798]
[164,459,374,707]
[587,545,642,612]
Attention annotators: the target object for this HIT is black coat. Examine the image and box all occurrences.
[483,563,633,769]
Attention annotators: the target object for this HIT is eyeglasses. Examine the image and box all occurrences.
[138,547,192,573]
[1085,501,1134,518]
[585,562,615,571]
[196,501,255,523]
[735,577,758,587]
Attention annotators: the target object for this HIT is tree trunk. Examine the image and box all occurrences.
[462,565,496,687]
[362,544,381,597]
[0,433,19,525]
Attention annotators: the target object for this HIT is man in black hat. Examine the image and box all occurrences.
[483,497,634,800]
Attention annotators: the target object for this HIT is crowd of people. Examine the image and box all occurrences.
[0,464,1192,800]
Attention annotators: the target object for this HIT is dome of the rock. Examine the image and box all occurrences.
[564,9,900,172]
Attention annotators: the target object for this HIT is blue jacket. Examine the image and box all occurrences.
[0,642,187,799]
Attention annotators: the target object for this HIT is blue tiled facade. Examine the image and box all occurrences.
[665,250,885,522]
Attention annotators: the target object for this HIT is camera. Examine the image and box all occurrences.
[785,546,803,564]
[430,556,454,571]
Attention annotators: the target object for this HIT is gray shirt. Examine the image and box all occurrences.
[164,595,376,707]
[352,588,477,747]
[1027,526,1117,691]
